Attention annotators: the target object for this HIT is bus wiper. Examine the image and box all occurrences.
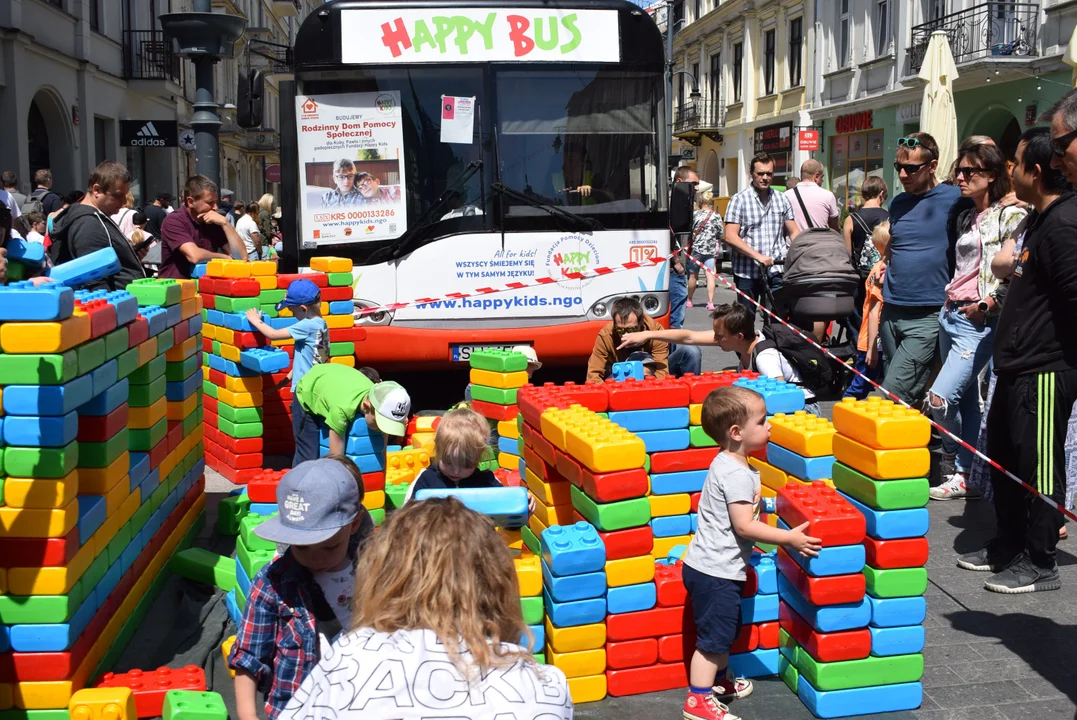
[491,182,601,232]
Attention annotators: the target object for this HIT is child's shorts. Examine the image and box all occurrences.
[682,564,745,655]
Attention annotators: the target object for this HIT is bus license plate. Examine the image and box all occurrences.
[451,344,519,363]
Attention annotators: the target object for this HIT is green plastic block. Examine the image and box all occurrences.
[779,654,799,693]
[104,524,133,567]
[202,351,211,367]
[0,590,83,624]
[517,414,524,433]
[259,305,279,318]
[217,296,260,313]
[211,340,222,356]
[689,425,718,448]
[778,628,799,665]
[832,463,929,510]
[478,459,498,472]
[129,375,167,407]
[471,385,518,405]
[78,428,129,468]
[329,341,355,357]
[150,481,169,513]
[237,539,275,580]
[368,507,385,526]
[643,453,650,473]
[0,709,71,720]
[521,524,541,555]
[157,329,175,354]
[129,417,168,452]
[171,548,236,592]
[82,552,109,596]
[76,337,105,375]
[218,417,264,439]
[0,351,78,385]
[181,408,201,436]
[203,379,218,399]
[570,485,650,532]
[533,652,546,664]
[219,403,263,424]
[6,260,25,281]
[240,512,276,551]
[385,482,409,509]
[130,354,168,384]
[162,690,229,720]
[167,466,184,492]
[0,450,6,476]
[468,348,528,373]
[130,500,153,536]
[327,272,353,287]
[116,346,141,380]
[128,278,183,306]
[5,442,79,478]
[796,651,924,691]
[521,595,544,625]
[104,327,129,361]
[0,477,4,505]
[258,289,287,305]
[166,354,202,382]
[863,566,928,598]
[201,308,208,322]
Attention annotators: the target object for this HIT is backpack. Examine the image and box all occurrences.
[21,188,58,218]
[751,323,834,395]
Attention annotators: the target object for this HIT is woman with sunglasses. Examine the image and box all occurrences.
[928,142,1026,500]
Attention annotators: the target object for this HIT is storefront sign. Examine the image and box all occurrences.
[120,120,179,148]
[835,111,873,134]
[754,122,792,154]
[798,129,820,151]
[1026,104,1038,126]
[898,101,922,124]
[342,8,620,64]
[680,146,696,160]
[264,164,281,183]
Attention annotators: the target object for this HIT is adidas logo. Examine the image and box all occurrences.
[137,122,159,137]
[130,121,167,146]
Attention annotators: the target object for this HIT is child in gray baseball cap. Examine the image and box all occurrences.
[229,457,366,720]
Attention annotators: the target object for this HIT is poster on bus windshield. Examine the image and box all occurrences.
[295,91,407,247]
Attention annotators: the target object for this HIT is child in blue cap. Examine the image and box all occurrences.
[245,277,329,394]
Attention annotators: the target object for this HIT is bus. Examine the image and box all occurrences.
[280,0,671,369]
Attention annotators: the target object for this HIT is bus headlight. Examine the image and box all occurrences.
[592,301,608,318]
[642,294,660,313]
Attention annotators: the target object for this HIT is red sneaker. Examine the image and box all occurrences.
[684,692,741,720]
[713,675,754,700]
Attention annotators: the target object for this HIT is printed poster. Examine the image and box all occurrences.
[296,91,407,247]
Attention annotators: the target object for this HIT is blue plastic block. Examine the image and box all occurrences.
[1,375,93,417]
[650,469,707,495]
[164,304,182,328]
[414,487,529,529]
[48,247,122,288]
[636,428,690,453]
[206,354,257,377]
[777,519,866,576]
[0,281,75,321]
[206,309,224,327]
[608,407,690,432]
[841,493,930,540]
[219,312,257,332]
[0,625,9,653]
[77,495,107,546]
[870,625,925,657]
[188,314,203,335]
[239,347,290,374]
[750,551,779,595]
[690,512,698,532]
[542,588,606,627]
[733,377,805,414]
[868,595,927,629]
[8,596,96,651]
[336,434,385,456]
[138,468,161,506]
[651,514,693,538]
[328,300,353,315]
[606,582,657,614]
[742,591,779,623]
[224,589,242,626]
[541,561,606,602]
[611,361,644,382]
[236,555,252,598]
[518,457,527,479]
[778,575,871,632]
[267,317,297,330]
[78,378,129,416]
[249,502,277,516]
[140,306,169,336]
[166,373,202,402]
[498,435,520,457]
[346,452,385,475]
[120,532,142,574]
[540,521,606,575]
[90,359,118,397]
[523,623,545,653]
[3,412,78,447]
[729,648,781,678]
[192,263,208,279]
[768,443,834,481]
[797,676,923,718]
[97,556,123,602]
[7,237,46,266]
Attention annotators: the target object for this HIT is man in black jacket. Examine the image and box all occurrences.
[958,122,1077,593]
[48,161,147,291]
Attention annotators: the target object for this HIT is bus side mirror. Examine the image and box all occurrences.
[670,181,695,234]
[238,68,264,129]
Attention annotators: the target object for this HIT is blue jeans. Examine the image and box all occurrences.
[670,268,688,329]
[668,344,702,377]
[927,305,995,474]
[733,273,783,315]
[844,349,884,400]
[292,395,322,467]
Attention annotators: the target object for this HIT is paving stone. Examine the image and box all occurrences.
[925,681,1032,710]
[997,698,1077,720]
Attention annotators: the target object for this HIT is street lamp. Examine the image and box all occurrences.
[664,1,698,168]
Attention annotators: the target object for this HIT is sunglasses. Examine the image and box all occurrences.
[1051,128,1077,157]
[894,161,929,175]
[954,166,987,179]
[897,137,922,148]
[613,324,644,336]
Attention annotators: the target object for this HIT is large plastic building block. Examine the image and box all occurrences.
[832,434,930,481]
[47,246,122,288]
[611,360,644,381]
[571,486,650,532]
[0,351,79,386]
[127,279,183,307]
[728,647,782,678]
[869,624,925,657]
[543,408,646,473]
[769,412,836,457]
[68,687,137,720]
[651,515,692,537]
[831,397,932,450]
[841,493,930,540]
[798,675,922,718]
[795,649,923,691]
[650,469,707,496]
[832,463,929,511]
[540,521,608,576]
[863,535,929,570]
[412,487,528,528]
[774,519,866,577]
[555,456,647,504]
[543,587,606,627]
[650,447,718,474]
[606,606,685,641]
[0,282,76,323]
[542,562,606,602]
[608,407,690,432]
[3,412,79,447]
[160,690,227,720]
[547,647,607,679]
[470,398,518,421]
[170,549,237,592]
[750,552,778,594]
[1,315,91,355]
[868,595,927,629]
[749,457,790,493]
[545,617,606,653]
[556,382,610,412]
[468,348,527,374]
[7,235,47,266]
[604,376,690,411]
[688,424,718,448]
[605,662,688,697]
[605,638,659,670]
[469,368,529,389]
[595,524,654,562]
[742,591,780,623]
[648,493,690,518]
[779,602,871,663]
[238,348,290,374]
[776,548,865,606]
[607,582,658,614]
[778,575,871,633]
[566,674,607,704]
[679,370,758,404]
[636,428,690,453]
[732,377,805,414]
[776,481,866,546]
[309,256,353,273]
[767,443,834,481]
[605,555,656,588]
[862,565,927,598]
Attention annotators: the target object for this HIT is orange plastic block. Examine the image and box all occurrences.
[0,314,91,354]
[832,433,931,480]
[769,412,836,457]
[0,500,79,538]
[3,472,79,509]
[129,397,167,430]
[174,279,197,300]
[831,397,932,450]
[309,256,353,273]
[524,467,572,507]
[68,687,136,720]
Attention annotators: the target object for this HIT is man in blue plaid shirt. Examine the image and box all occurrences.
[723,152,800,312]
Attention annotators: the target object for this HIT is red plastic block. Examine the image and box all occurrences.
[776,548,865,605]
[587,521,654,561]
[654,562,688,607]
[320,285,354,302]
[202,336,214,353]
[657,624,757,663]
[198,277,216,294]
[470,399,517,421]
[126,316,149,347]
[606,662,688,697]
[776,480,866,546]
[606,638,659,670]
[97,665,207,718]
[743,564,758,597]
[516,385,572,429]
[207,369,227,388]
[329,326,367,342]
[203,396,219,416]
[166,421,185,453]
[200,293,217,309]
[222,448,265,470]
[263,372,291,389]
[218,435,263,454]
[604,376,690,411]
[650,447,719,474]
[214,278,260,297]
[173,320,191,346]
[555,450,648,503]
[522,421,556,466]
[680,370,760,404]
[78,404,129,443]
[525,445,568,484]
[556,381,610,412]
[277,272,328,289]
[758,621,779,649]
[749,446,767,461]
[494,468,521,487]
[247,470,287,502]
[779,601,871,663]
[863,535,930,569]
[148,435,169,469]
[230,331,269,349]
[0,526,80,568]
[216,464,262,485]
[607,606,686,642]
[690,492,700,512]
[76,298,118,338]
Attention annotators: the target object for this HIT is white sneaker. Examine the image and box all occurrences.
[930,474,982,500]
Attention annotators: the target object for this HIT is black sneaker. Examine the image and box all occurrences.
[957,546,1017,573]
[984,556,1061,594]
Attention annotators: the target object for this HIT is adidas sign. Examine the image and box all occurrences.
[130,121,166,146]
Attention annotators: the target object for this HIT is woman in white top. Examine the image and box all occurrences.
[111,192,138,239]
[235,202,265,260]
[280,497,573,720]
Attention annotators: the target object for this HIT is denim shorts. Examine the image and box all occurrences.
[682,564,745,655]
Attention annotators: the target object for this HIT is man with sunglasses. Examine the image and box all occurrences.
[881,132,971,405]
[586,296,701,383]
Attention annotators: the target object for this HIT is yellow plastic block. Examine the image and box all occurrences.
[159,446,181,482]
[750,456,794,492]
[213,326,235,345]
[249,260,277,276]
[222,636,237,678]
[325,314,354,329]
[525,467,572,506]
[129,396,167,430]
[91,492,140,559]
[79,454,128,494]
[277,306,293,318]
[411,432,436,452]
[254,274,277,290]
[0,682,10,710]
[549,648,607,679]
[318,302,331,315]
[514,549,542,597]
[205,259,230,277]
[567,674,607,704]
[0,315,91,354]
[218,343,241,362]
[221,261,252,278]
[223,375,262,393]
[329,355,355,367]
[531,495,573,528]
[653,534,694,558]
[765,513,779,527]
[761,484,777,499]
[166,336,200,362]
[769,412,836,457]
[3,472,79,508]
[9,540,94,595]
[648,493,691,517]
[528,511,549,541]
[175,278,197,300]
[102,480,130,517]
[540,406,576,451]
[386,467,416,486]
[270,337,295,347]
[605,554,656,587]
[498,451,518,470]
[218,388,263,408]
[469,368,529,389]
[542,406,645,472]
[361,490,385,510]
[385,448,432,477]
[310,256,353,273]
[0,500,78,538]
[500,528,523,551]
[498,418,520,439]
[15,681,73,710]
[167,394,199,421]
[545,618,606,653]
[690,403,702,426]
[832,434,930,480]
[68,687,136,720]
[136,339,157,368]
[831,397,932,450]
[202,324,216,341]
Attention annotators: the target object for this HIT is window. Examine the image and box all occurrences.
[830,130,886,211]
[926,0,947,21]
[875,0,891,56]
[672,0,684,30]
[763,29,776,95]
[693,0,702,22]
[691,61,699,99]
[89,0,100,30]
[839,0,851,67]
[732,42,743,103]
[789,17,803,87]
[709,52,721,114]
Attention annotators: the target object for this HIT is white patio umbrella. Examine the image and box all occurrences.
[918,31,960,183]
[1064,24,1077,85]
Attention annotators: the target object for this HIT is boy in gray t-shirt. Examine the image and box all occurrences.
[681,386,822,720]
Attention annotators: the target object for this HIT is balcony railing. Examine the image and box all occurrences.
[673,98,725,135]
[123,30,182,84]
[907,2,1039,73]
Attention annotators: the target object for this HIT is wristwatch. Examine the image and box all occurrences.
[977,300,990,314]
